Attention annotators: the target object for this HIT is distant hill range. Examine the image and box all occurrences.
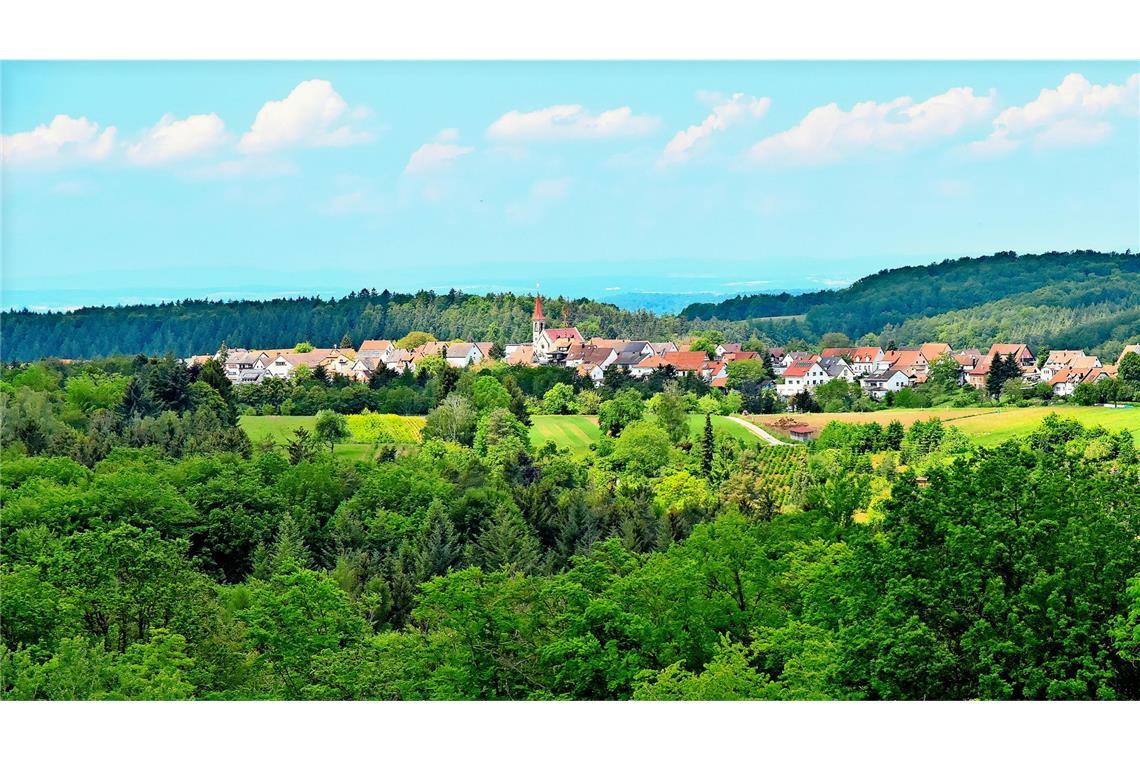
[681,250,1140,355]
[3,250,1138,361]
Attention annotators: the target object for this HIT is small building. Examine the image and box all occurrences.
[787,425,816,442]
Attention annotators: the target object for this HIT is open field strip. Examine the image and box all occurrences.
[239,414,425,462]
[745,405,1140,446]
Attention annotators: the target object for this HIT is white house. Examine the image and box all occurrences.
[777,360,829,397]
[860,369,912,400]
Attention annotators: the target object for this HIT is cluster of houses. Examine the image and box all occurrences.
[771,342,1129,400]
[184,296,1136,400]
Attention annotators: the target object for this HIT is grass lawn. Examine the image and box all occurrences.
[686,414,768,444]
[530,415,600,455]
[745,405,1140,446]
[239,415,419,463]
[530,413,771,454]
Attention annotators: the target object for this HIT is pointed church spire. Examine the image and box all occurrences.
[532,294,545,322]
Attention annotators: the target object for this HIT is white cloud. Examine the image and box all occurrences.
[1,115,117,167]
[750,86,996,166]
[506,177,571,222]
[661,93,770,166]
[126,113,228,165]
[404,142,474,174]
[238,80,371,154]
[970,73,1139,155]
[435,127,460,142]
[487,104,659,141]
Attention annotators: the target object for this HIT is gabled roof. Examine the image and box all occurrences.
[358,339,393,353]
[782,360,821,378]
[543,327,583,343]
[588,338,628,350]
[664,351,710,372]
[987,343,1032,359]
[717,343,742,353]
[821,347,856,359]
[1044,349,1085,366]
[445,342,476,359]
[1121,345,1140,362]
[721,351,760,362]
[710,376,728,388]
[475,342,494,358]
[919,343,953,362]
[850,346,883,363]
[505,346,535,366]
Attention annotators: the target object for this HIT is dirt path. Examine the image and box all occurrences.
[726,415,792,446]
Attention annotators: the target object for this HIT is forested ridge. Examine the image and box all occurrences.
[0,291,699,362]
[4,250,1139,361]
[682,250,1140,352]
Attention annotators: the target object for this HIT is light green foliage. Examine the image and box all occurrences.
[611,420,673,477]
[313,410,350,452]
[395,331,437,350]
[240,565,369,698]
[470,375,512,413]
[65,371,130,414]
[293,341,314,353]
[597,388,645,437]
[650,384,690,445]
[345,412,424,443]
[574,389,602,414]
[542,383,577,415]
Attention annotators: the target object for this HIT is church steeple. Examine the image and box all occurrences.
[532,295,546,348]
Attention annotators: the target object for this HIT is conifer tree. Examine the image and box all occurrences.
[269,513,312,572]
[701,413,715,478]
[416,499,460,580]
[471,501,542,573]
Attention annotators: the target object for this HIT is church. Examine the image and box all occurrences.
[531,295,583,364]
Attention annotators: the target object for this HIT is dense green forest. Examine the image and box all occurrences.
[2,357,1139,700]
[682,251,1140,354]
[0,290,712,362]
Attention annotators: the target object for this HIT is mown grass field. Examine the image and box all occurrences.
[746,405,1140,446]
[239,415,424,462]
[530,413,770,454]
[530,415,601,454]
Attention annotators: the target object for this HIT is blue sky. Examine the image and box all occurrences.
[2,61,1138,310]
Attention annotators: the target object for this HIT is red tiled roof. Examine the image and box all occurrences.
[710,376,728,388]
[544,327,583,342]
[821,348,856,358]
[532,295,545,321]
[358,339,392,352]
[657,351,709,372]
[782,360,818,378]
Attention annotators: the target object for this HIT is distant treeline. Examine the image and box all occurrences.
[682,251,1140,346]
[1,290,719,362]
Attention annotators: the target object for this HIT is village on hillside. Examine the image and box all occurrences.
[186,295,1137,403]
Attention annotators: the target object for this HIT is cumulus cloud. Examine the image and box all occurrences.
[404,140,474,175]
[749,86,996,166]
[238,80,371,154]
[126,113,228,165]
[661,93,771,166]
[487,104,659,141]
[1,115,117,167]
[969,73,1139,155]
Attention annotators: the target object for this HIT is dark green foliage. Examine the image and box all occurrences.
[680,251,1140,355]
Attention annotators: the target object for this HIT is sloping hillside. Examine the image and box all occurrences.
[681,250,1140,342]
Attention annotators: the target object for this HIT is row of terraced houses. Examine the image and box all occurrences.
[186,296,1138,399]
